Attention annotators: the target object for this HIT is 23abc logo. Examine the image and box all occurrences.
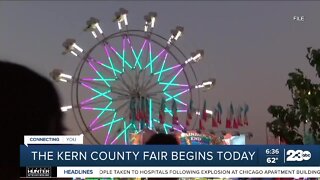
[286,150,311,162]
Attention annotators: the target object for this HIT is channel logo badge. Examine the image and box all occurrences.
[27,167,51,177]
[286,150,311,162]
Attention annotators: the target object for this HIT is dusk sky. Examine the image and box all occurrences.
[1,1,320,144]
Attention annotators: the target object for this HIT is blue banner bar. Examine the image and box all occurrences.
[20,145,320,167]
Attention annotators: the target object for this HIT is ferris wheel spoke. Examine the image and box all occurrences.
[148,86,188,96]
[139,38,151,89]
[111,123,132,144]
[154,64,186,90]
[162,68,184,91]
[81,78,130,96]
[140,69,147,90]
[155,53,169,82]
[103,43,120,77]
[164,92,187,106]
[141,73,156,91]
[81,82,112,101]
[96,101,128,124]
[124,69,135,88]
[95,60,122,76]
[117,73,133,91]
[81,78,116,82]
[144,42,166,73]
[154,64,182,76]
[134,69,141,91]
[88,57,122,77]
[103,43,124,72]
[81,107,115,111]
[164,108,187,114]
[109,90,128,97]
[89,101,113,127]
[143,65,184,93]
[147,98,154,129]
[91,57,122,75]
[78,79,111,91]
[165,89,190,102]
[87,61,111,87]
[80,96,128,108]
[123,121,129,145]
[111,84,131,94]
[80,89,111,105]
[104,112,119,144]
[126,37,146,70]
[91,116,124,132]
[108,38,133,71]
[158,82,189,87]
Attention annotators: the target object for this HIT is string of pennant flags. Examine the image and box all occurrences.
[189,100,249,131]
[128,97,249,132]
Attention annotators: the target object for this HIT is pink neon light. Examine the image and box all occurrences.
[88,61,99,74]
[81,78,95,81]
[91,124,106,131]
[89,117,99,127]
[104,44,111,58]
[81,107,95,110]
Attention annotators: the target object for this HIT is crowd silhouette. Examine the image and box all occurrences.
[0,60,65,179]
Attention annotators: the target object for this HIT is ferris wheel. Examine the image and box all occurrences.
[51,8,215,144]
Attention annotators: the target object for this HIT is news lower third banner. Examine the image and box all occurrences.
[20,145,320,178]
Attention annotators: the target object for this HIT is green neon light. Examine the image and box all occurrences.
[157,54,167,81]
[106,112,118,143]
[97,61,122,74]
[144,50,166,70]
[104,44,118,76]
[131,46,143,69]
[164,123,173,128]
[91,64,111,87]
[96,101,112,118]
[83,108,115,111]
[153,118,172,129]
[112,123,132,144]
[124,121,127,145]
[164,92,185,105]
[159,82,186,87]
[155,64,178,75]
[108,58,117,76]
[133,123,137,130]
[163,124,172,135]
[84,90,111,104]
[87,87,112,101]
[158,53,168,81]
[163,68,183,91]
[149,99,152,129]
[150,119,169,134]
[165,107,173,117]
[164,125,168,134]
[98,117,124,128]
[113,49,133,69]
[165,90,188,101]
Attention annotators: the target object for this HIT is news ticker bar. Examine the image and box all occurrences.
[20,166,320,178]
[21,145,320,166]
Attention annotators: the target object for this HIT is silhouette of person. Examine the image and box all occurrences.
[145,133,179,180]
[145,133,179,145]
[0,61,65,179]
